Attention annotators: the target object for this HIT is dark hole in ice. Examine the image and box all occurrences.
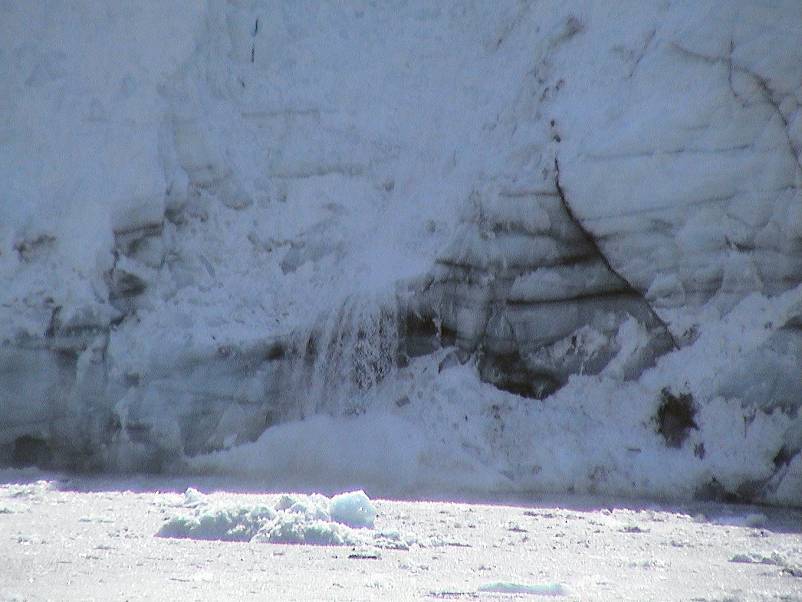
[52,347,79,368]
[111,272,147,298]
[11,435,52,469]
[656,387,697,448]
[735,479,762,501]
[398,311,441,358]
[478,352,556,400]
[264,343,285,361]
[694,477,743,504]
[773,446,794,469]
[305,335,318,360]
[438,323,458,347]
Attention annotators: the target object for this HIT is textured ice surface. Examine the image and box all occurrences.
[158,489,386,547]
[328,490,377,529]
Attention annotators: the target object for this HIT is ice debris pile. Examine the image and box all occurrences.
[158,489,410,549]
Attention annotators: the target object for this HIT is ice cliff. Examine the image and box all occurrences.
[1,1,801,506]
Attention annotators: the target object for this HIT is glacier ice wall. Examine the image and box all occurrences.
[1,1,800,505]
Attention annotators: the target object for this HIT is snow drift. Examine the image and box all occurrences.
[1,1,800,506]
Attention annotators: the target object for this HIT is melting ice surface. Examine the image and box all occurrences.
[297,294,399,418]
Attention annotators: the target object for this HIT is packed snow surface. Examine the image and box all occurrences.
[1,1,801,508]
[2,472,802,601]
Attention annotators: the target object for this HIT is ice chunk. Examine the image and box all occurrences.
[478,582,568,596]
[329,490,376,529]
[182,487,205,508]
[158,490,391,548]
[728,551,802,576]
[157,502,276,542]
[252,514,361,546]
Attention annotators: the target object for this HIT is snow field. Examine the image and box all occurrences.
[1,472,801,601]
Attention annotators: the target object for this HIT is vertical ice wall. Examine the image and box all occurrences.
[0,1,800,504]
[0,1,207,468]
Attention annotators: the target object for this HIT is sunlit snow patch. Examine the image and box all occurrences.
[157,489,409,548]
[478,582,568,596]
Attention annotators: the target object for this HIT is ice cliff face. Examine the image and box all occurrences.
[415,2,802,398]
[1,2,801,505]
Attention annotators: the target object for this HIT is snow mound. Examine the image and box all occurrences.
[158,489,403,548]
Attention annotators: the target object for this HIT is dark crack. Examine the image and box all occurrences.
[489,1,534,51]
[553,156,678,349]
[584,144,753,162]
[627,29,656,79]
[726,39,741,105]
[670,42,802,172]
[752,75,801,171]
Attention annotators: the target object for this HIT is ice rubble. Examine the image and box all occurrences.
[1,2,801,506]
[157,488,412,549]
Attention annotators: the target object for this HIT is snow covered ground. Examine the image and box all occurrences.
[1,470,801,601]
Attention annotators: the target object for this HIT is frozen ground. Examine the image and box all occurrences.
[1,470,801,601]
